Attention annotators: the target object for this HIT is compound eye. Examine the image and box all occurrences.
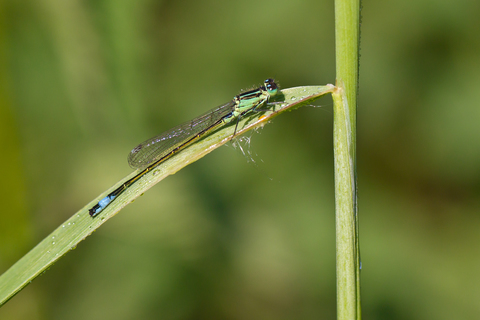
[264,79,278,96]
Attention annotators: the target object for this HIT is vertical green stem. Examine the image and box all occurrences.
[334,0,360,319]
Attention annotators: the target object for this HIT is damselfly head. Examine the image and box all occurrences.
[264,78,279,96]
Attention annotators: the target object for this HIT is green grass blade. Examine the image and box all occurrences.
[334,0,361,318]
[0,84,334,306]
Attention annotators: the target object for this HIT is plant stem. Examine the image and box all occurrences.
[334,0,361,318]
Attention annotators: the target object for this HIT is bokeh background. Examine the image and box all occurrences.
[1,0,479,319]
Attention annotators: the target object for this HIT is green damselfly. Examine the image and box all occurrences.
[89,79,279,217]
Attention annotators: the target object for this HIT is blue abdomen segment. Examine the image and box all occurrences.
[89,194,116,217]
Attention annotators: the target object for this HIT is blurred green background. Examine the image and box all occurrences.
[1,0,480,319]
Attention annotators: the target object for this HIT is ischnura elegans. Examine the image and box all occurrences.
[89,79,279,217]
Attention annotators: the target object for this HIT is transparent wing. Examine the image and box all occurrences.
[128,100,236,169]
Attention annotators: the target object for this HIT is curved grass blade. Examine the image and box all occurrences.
[0,84,334,306]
